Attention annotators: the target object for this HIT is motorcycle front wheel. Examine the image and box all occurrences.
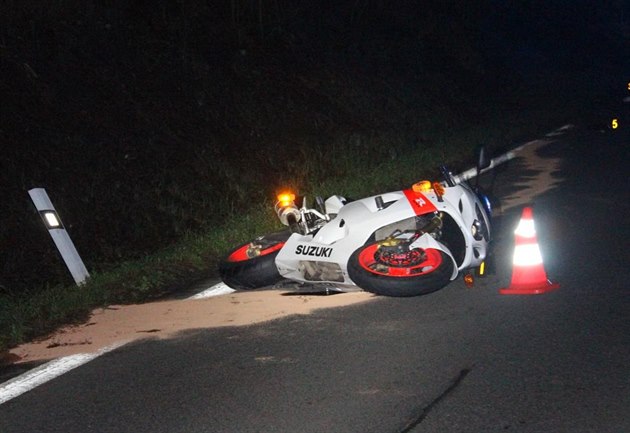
[347,242,454,297]
[218,231,290,290]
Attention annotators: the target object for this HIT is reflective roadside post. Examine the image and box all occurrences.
[28,188,90,285]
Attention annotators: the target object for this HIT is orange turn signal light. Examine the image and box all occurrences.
[277,192,296,207]
[464,273,474,288]
[432,182,445,196]
[412,180,432,193]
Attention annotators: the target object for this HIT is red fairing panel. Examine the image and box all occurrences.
[402,189,438,215]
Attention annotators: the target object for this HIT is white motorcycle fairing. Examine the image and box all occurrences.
[219,150,493,297]
[274,183,488,287]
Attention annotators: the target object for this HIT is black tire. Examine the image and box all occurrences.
[347,242,454,297]
[218,231,290,290]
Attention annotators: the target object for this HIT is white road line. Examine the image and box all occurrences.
[0,342,126,405]
[0,124,573,405]
[0,282,234,405]
[188,282,235,300]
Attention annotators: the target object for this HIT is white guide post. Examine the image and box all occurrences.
[28,188,90,285]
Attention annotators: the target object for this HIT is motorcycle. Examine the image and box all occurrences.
[219,149,492,297]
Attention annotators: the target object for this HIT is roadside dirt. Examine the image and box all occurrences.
[495,138,564,213]
[6,133,566,368]
[8,290,374,364]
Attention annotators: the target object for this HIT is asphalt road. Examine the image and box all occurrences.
[1,125,629,432]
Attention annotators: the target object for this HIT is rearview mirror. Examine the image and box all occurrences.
[476,146,490,172]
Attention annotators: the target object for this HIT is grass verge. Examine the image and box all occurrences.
[0,100,574,356]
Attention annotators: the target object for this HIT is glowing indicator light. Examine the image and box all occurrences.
[478,261,486,276]
[412,180,432,193]
[277,192,295,207]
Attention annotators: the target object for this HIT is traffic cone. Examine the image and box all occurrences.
[499,207,560,295]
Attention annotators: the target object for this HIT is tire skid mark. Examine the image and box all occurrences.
[399,367,472,433]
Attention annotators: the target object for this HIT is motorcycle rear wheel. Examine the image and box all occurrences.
[347,243,454,297]
[218,231,290,290]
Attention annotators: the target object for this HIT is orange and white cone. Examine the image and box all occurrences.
[499,207,560,295]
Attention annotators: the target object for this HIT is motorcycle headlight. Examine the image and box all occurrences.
[472,220,484,241]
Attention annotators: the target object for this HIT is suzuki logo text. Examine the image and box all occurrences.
[295,245,333,258]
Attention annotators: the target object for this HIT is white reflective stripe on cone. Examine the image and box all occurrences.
[513,244,544,267]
